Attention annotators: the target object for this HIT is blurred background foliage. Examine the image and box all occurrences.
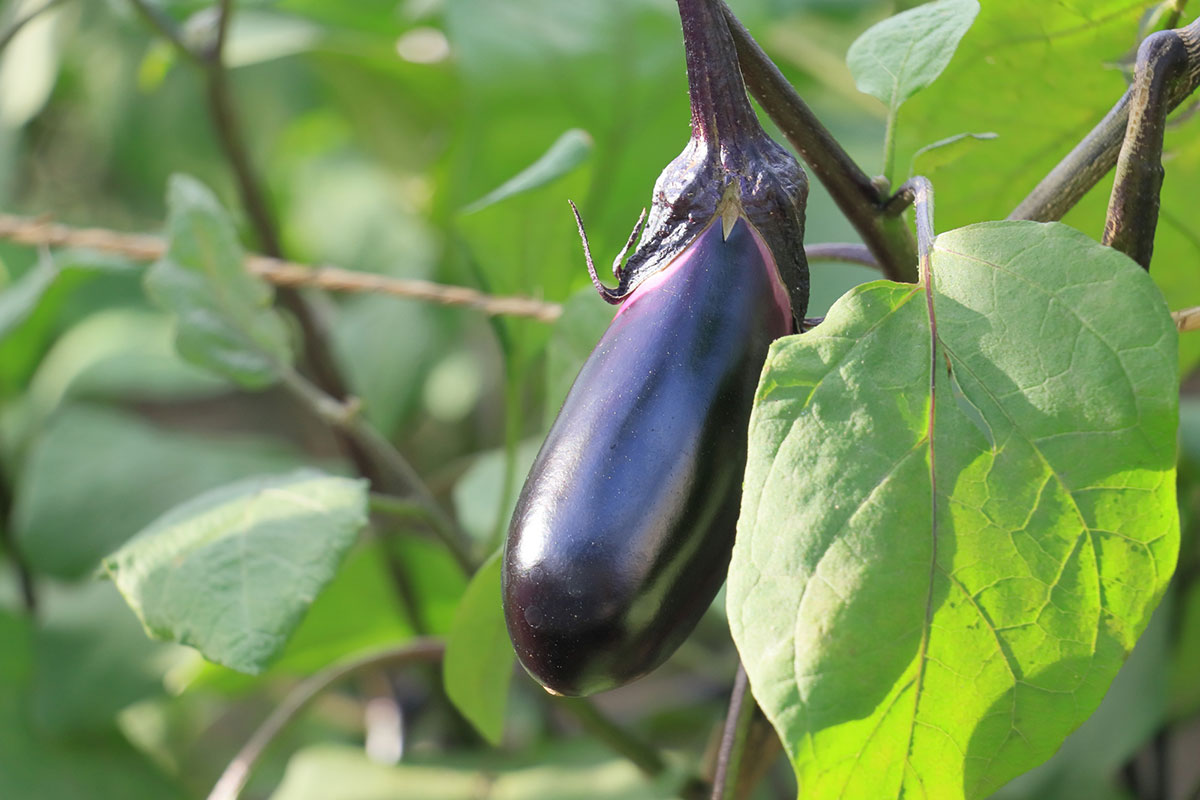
[0,0,1198,797]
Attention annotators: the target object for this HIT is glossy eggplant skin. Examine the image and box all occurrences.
[503,218,792,696]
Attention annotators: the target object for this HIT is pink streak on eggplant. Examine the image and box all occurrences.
[503,217,791,696]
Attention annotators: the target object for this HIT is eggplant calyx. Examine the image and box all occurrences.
[569,200,647,305]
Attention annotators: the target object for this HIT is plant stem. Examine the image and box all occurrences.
[205,639,446,800]
[1010,17,1200,223]
[1103,26,1197,269]
[720,1,918,282]
[710,666,754,800]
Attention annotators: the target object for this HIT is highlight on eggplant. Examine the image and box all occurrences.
[502,0,810,697]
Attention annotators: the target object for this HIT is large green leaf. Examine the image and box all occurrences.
[444,551,513,745]
[729,221,1178,798]
[144,174,293,389]
[893,0,1200,368]
[13,404,309,579]
[103,470,369,674]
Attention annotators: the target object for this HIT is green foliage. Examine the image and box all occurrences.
[103,470,369,674]
[145,175,294,389]
[730,222,1178,797]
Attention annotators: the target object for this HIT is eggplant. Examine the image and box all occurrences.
[504,217,792,695]
[502,0,810,696]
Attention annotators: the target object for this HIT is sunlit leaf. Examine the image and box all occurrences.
[730,221,1178,798]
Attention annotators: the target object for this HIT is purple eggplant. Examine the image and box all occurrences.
[503,0,809,696]
[504,217,792,695]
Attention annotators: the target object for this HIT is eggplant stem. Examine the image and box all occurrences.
[569,200,631,305]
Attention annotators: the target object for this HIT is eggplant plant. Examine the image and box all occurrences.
[1,0,1198,799]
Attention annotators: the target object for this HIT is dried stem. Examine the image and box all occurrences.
[205,639,447,800]
[0,212,877,314]
[720,1,918,282]
[0,213,564,321]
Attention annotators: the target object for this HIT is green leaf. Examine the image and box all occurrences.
[991,599,1168,799]
[846,0,980,111]
[0,253,58,342]
[729,221,1178,799]
[144,174,293,389]
[462,128,594,214]
[444,551,513,745]
[103,469,369,674]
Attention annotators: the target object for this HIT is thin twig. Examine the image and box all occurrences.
[720,1,919,282]
[205,639,446,800]
[0,213,565,321]
[0,0,67,53]
[1011,17,1200,222]
[0,213,881,315]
